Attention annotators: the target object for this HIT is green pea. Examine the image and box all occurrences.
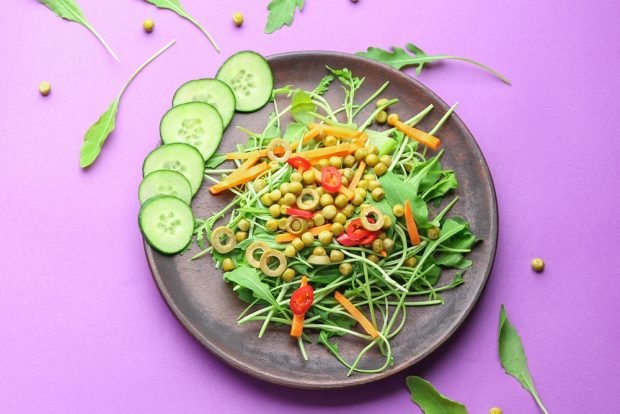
[343,155,356,168]
[357,179,368,190]
[405,257,418,267]
[382,214,392,229]
[328,156,342,168]
[339,262,353,276]
[313,212,326,226]
[365,154,379,167]
[372,239,384,253]
[531,258,545,272]
[367,144,379,155]
[363,173,376,181]
[330,250,344,262]
[269,204,281,218]
[331,222,344,236]
[352,194,364,206]
[373,162,388,176]
[368,254,380,264]
[290,172,303,182]
[278,218,288,230]
[374,110,388,124]
[392,204,405,217]
[355,188,367,199]
[222,258,235,271]
[322,205,337,220]
[324,135,337,146]
[375,98,389,108]
[289,181,303,195]
[333,212,347,225]
[265,219,278,232]
[379,155,392,167]
[340,176,349,187]
[318,159,330,169]
[371,187,385,201]
[383,238,394,252]
[282,193,297,206]
[253,178,267,192]
[301,232,314,245]
[292,237,305,251]
[260,193,273,206]
[281,268,295,281]
[313,246,327,256]
[237,219,250,232]
[235,231,248,242]
[302,170,316,185]
[270,189,282,202]
[143,19,155,33]
[342,168,355,181]
[427,226,440,240]
[318,231,333,245]
[334,194,349,209]
[284,244,297,258]
[368,180,381,191]
[280,183,290,194]
[320,193,334,207]
[342,204,355,217]
[232,12,243,27]
[354,148,368,161]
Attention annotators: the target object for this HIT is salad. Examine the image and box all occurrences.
[138,51,478,375]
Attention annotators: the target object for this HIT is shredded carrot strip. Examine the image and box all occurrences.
[275,223,332,243]
[299,143,357,160]
[388,118,441,150]
[309,124,363,139]
[404,200,421,245]
[229,155,260,177]
[226,149,268,160]
[348,161,366,191]
[290,276,308,338]
[334,291,379,339]
[209,162,270,194]
[302,127,321,144]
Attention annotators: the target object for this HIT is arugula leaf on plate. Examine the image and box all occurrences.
[406,376,468,414]
[265,0,304,34]
[357,43,511,85]
[499,306,549,414]
[224,266,279,307]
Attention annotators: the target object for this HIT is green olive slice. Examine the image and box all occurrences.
[286,216,309,235]
[211,226,236,253]
[266,138,292,163]
[296,188,320,211]
[360,205,384,232]
[245,241,270,268]
[259,249,287,277]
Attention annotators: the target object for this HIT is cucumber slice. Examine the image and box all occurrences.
[139,170,192,205]
[172,79,236,127]
[160,102,223,161]
[142,143,204,196]
[139,196,194,255]
[216,51,273,113]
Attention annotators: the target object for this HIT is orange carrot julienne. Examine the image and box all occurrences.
[334,291,379,339]
[404,200,421,245]
[209,162,270,194]
[388,116,441,150]
[299,143,357,160]
[302,126,321,144]
[348,161,366,191]
[226,149,268,160]
[275,223,332,243]
[231,155,260,176]
[290,276,308,338]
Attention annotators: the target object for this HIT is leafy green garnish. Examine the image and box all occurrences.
[204,153,228,169]
[312,75,334,95]
[406,376,468,414]
[499,306,549,414]
[224,266,279,307]
[357,43,511,85]
[144,0,219,52]
[38,0,119,61]
[283,122,307,144]
[291,90,316,125]
[80,40,176,168]
[265,0,304,34]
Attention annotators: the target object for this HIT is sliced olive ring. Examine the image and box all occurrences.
[286,216,309,235]
[245,241,270,268]
[260,249,287,277]
[211,226,236,253]
[266,138,292,163]
[307,254,332,265]
[360,205,385,232]
[296,188,320,211]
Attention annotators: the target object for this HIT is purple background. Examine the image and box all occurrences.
[2,0,619,412]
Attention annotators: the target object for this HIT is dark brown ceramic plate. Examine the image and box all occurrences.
[144,51,498,389]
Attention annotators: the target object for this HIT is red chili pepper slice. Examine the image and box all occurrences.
[290,285,314,315]
[336,233,359,246]
[287,156,312,172]
[337,218,380,246]
[320,166,342,193]
[286,207,314,219]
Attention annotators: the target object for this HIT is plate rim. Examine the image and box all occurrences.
[145,50,499,389]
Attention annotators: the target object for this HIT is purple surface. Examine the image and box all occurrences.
[1,0,618,412]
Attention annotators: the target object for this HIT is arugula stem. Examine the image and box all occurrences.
[352,81,390,119]
[421,55,511,85]
[83,21,120,62]
[184,14,220,53]
[118,40,176,99]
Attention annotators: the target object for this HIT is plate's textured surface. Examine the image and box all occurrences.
[145,51,498,389]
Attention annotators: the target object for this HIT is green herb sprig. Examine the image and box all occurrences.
[406,376,468,414]
[265,0,304,33]
[38,0,119,61]
[357,43,511,85]
[79,40,176,168]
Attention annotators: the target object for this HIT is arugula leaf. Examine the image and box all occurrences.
[423,171,458,202]
[291,90,315,125]
[313,75,334,95]
[499,306,549,414]
[80,40,176,168]
[379,172,430,228]
[283,122,308,144]
[265,0,304,34]
[204,153,228,169]
[144,0,219,52]
[406,376,468,414]
[357,43,510,85]
[38,0,119,61]
[224,266,279,307]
